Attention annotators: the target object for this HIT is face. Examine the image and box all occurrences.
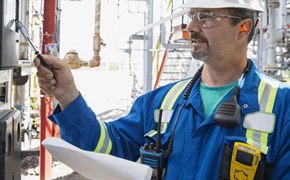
[186,8,241,63]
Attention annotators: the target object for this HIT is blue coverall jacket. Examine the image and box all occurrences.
[49,61,290,179]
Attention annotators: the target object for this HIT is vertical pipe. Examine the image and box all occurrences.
[40,0,57,180]
[266,0,280,66]
[18,0,29,60]
[143,0,153,93]
[91,0,101,67]
[277,0,286,29]
[267,6,277,65]
[258,8,269,69]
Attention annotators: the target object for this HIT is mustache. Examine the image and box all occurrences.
[189,32,208,42]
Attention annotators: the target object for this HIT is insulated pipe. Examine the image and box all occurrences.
[143,0,154,92]
[18,0,29,60]
[278,0,286,30]
[90,0,101,67]
[266,0,280,66]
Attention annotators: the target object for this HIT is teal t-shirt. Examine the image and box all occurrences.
[200,80,238,118]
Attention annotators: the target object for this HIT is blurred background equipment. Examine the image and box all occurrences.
[0,0,290,180]
[0,0,22,180]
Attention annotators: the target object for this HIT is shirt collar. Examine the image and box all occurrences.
[177,59,261,114]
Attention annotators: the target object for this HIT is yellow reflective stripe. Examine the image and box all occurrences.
[245,78,280,155]
[258,80,266,102]
[94,121,112,154]
[246,128,253,140]
[161,79,190,109]
[247,139,268,154]
[167,82,189,110]
[265,87,278,113]
[145,80,190,136]
[161,83,180,109]
[103,123,112,154]
[246,129,269,154]
[160,80,190,133]
[145,130,157,137]
[95,121,105,152]
[161,123,167,134]
[105,137,112,154]
[259,83,271,111]
[260,132,268,145]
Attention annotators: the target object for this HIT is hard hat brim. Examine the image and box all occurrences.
[179,1,265,12]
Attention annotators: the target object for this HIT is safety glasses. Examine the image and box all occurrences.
[187,12,242,28]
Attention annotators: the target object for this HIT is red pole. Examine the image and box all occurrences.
[154,49,169,89]
[40,0,57,180]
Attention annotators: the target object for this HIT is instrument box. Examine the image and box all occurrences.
[0,110,21,180]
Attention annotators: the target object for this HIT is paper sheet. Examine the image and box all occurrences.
[42,137,152,180]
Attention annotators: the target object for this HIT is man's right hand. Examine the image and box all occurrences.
[34,54,79,110]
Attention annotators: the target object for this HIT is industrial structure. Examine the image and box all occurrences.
[0,0,290,180]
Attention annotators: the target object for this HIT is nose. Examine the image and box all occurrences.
[186,19,202,33]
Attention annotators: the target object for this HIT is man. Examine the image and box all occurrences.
[35,0,290,179]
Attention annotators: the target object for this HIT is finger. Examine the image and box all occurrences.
[38,80,56,92]
[34,57,40,68]
[39,84,55,95]
[42,54,67,70]
[38,77,56,87]
[34,54,52,67]
[34,57,54,75]
[37,77,56,88]
[36,71,54,81]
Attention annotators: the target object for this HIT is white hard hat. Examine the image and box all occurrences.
[180,0,265,12]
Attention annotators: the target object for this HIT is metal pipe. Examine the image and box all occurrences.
[18,0,30,60]
[143,0,154,92]
[266,0,280,66]
[279,0,287,29]
[90,0,101,67]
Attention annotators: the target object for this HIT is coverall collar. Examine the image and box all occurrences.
[179,59,260,115]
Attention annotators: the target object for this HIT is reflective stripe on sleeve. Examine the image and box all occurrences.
[94,121,112,154]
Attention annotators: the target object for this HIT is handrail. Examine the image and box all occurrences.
[131,9,190,35]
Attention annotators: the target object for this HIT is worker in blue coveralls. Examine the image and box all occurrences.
[35,0,290,179]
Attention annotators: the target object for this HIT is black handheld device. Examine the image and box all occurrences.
[140,109,165,180]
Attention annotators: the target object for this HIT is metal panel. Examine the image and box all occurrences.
[0,0,19,69]
[0,110,21,180]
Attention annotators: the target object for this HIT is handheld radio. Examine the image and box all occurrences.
[140,66,203,179]
[140,109,165,180]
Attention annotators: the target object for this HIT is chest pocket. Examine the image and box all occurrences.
[144,79,190,138]
[244,77,280,155]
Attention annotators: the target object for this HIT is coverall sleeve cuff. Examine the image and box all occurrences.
[48,93,87,126]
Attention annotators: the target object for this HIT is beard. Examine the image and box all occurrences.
[189,32,209,62]
[191,48,209,61]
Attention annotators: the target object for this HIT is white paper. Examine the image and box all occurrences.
[42,137,153,180]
